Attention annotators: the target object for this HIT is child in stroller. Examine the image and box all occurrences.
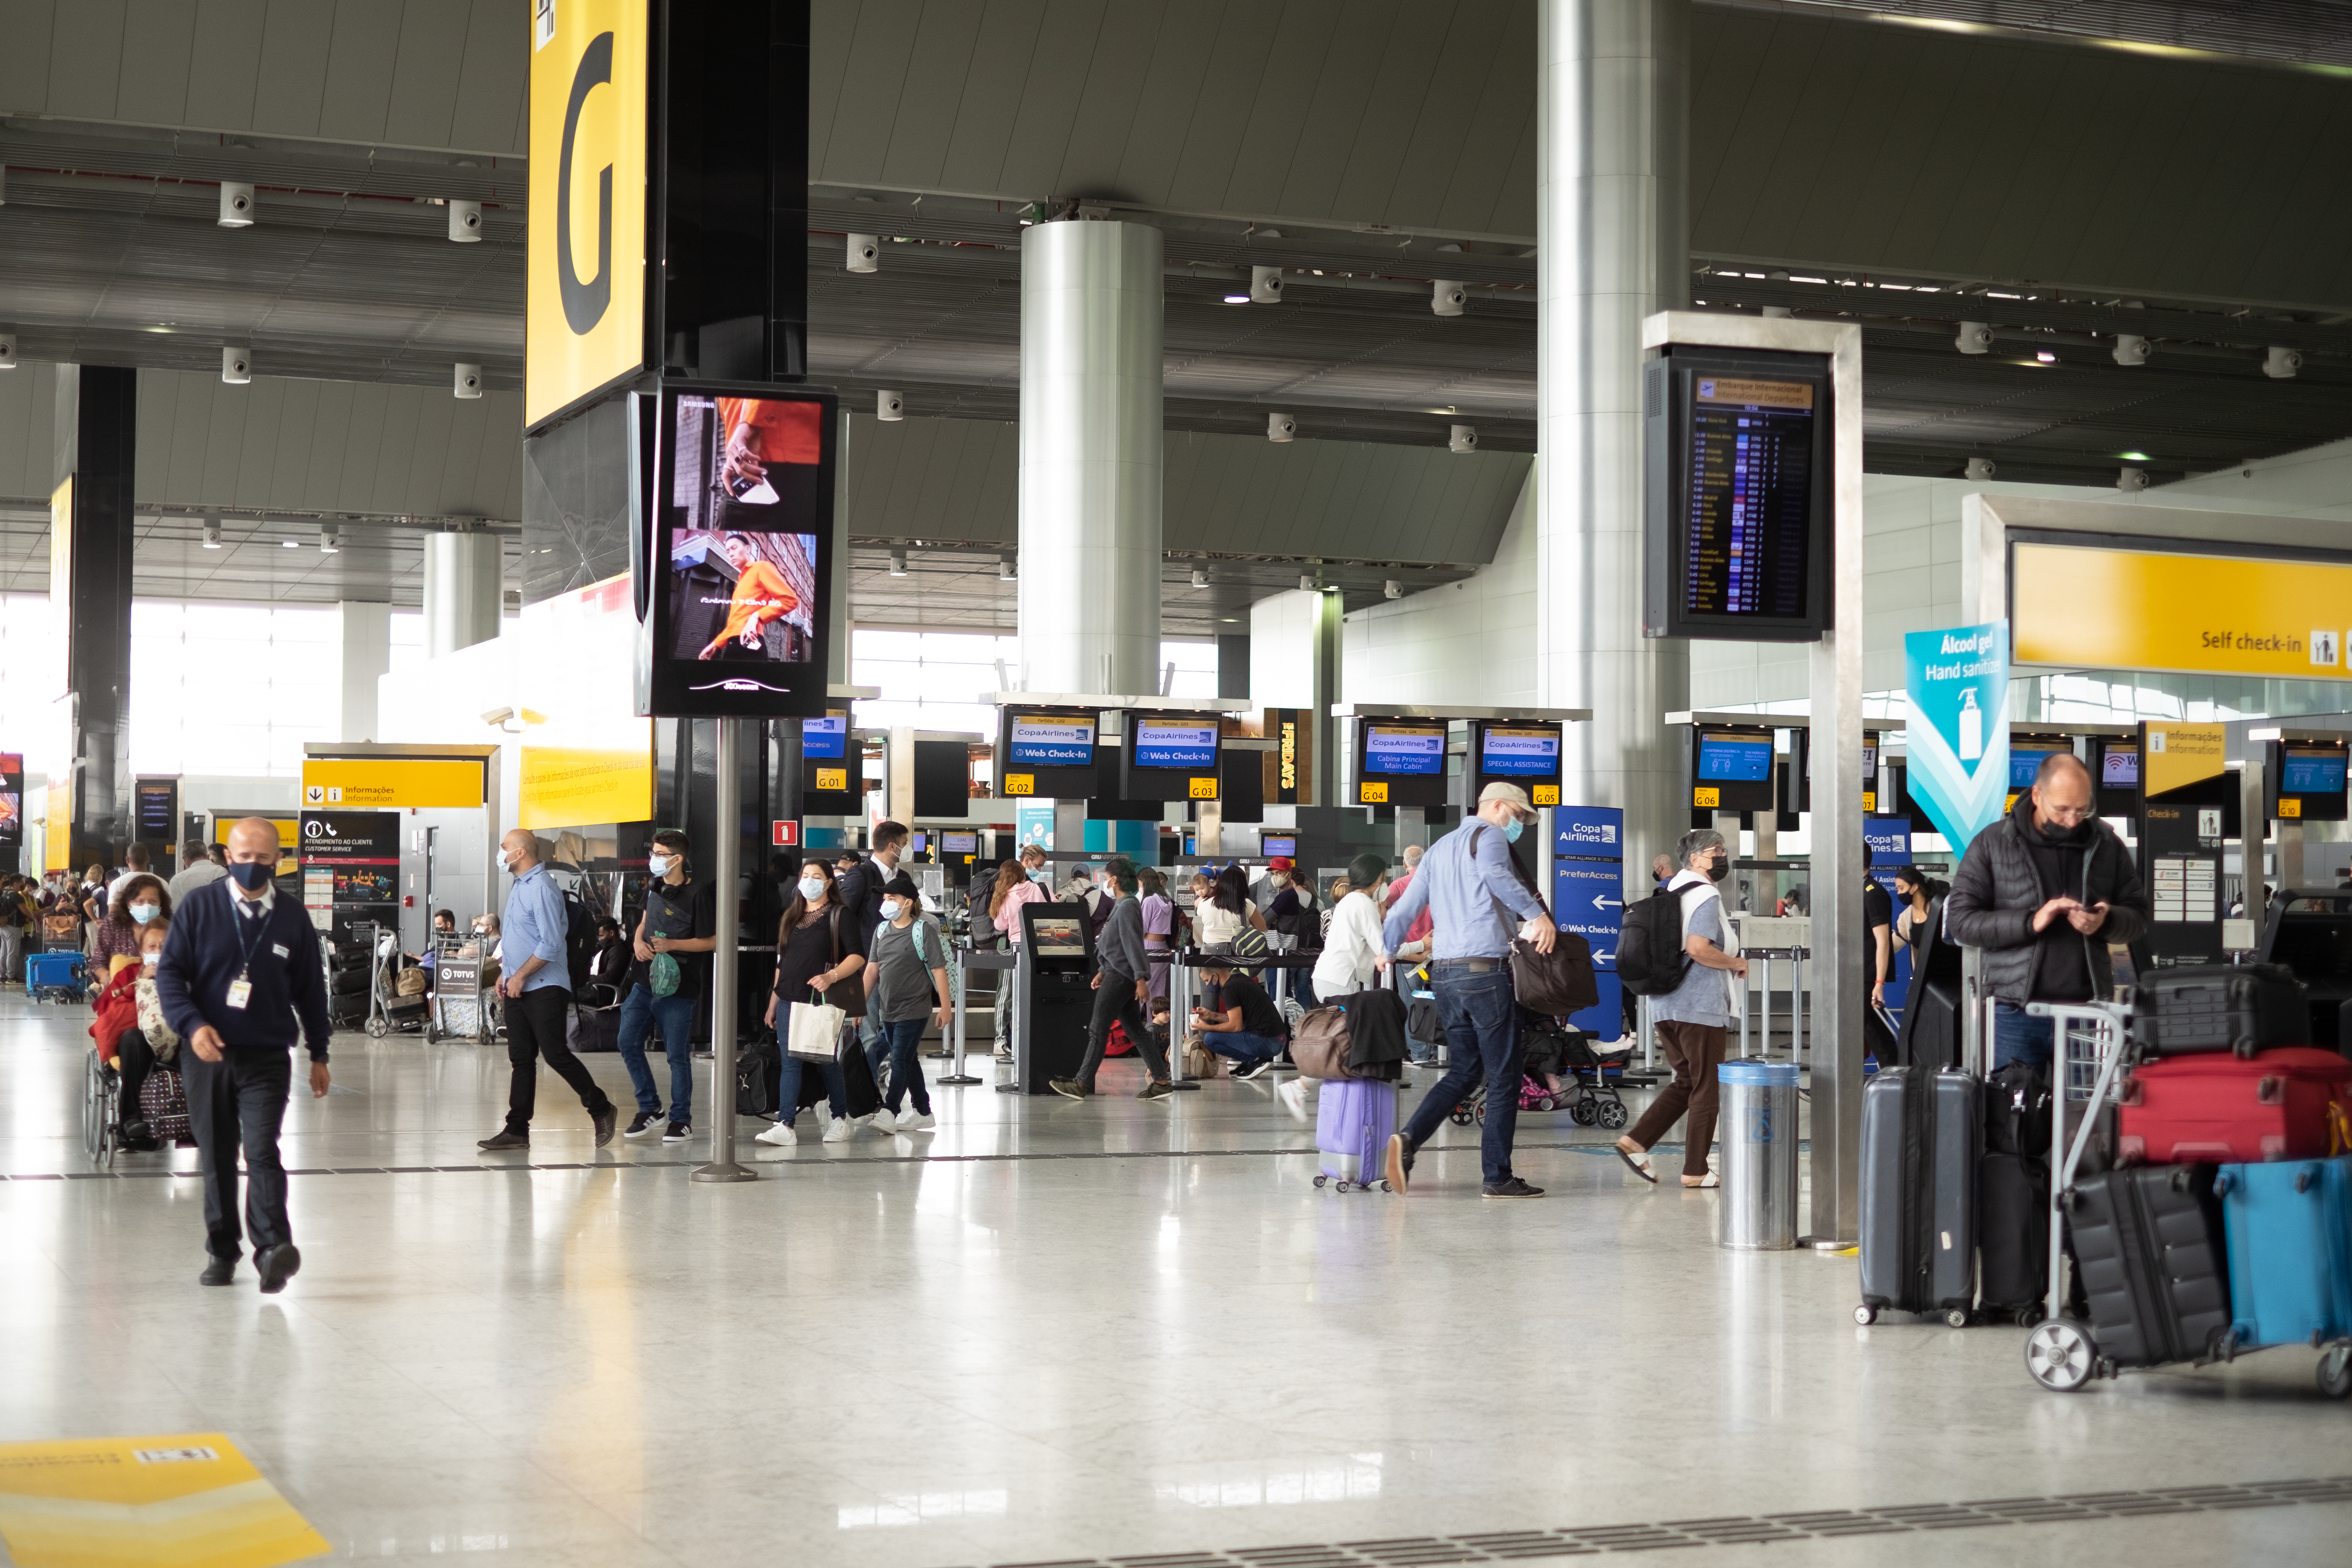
[1515,1010,1630,1129]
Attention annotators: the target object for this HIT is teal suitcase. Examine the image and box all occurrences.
[2214,1156,2352,1350]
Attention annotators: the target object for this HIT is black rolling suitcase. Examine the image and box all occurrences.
[735,1032,781,1117]
[574,1006,621,1053]
[2064,1164,2232,1368]
[1858,1066,1980,1326]
[2132,963,2306,1059]
[1977,1065,2051,1320]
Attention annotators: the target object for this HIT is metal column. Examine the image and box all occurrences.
[423,530,503,658]
[693,718,756,1182]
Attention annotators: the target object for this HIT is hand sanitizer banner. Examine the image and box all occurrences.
[1904,621,2010,850]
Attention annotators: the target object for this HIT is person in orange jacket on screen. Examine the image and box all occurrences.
[698,533,799,660]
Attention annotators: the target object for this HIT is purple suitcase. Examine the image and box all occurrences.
[1314,1078,1397,1191]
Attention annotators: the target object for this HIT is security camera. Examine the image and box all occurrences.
[1251,265,1283,305]
[1760,306,1792,319]
[319,528,340,554]
[219,182,254,227]
[847,233,879,273]
[0,331,14,370]
[1955,322,1993,354]
[448,200,482,242]
[453,362,482,399]
[1384,579,1403,600]
[221,346,251,384]
[1298,575,1317,592]
[202,520,222,549]
[480,706,515,728]
[1433,280,1466,317]
[2111,333,2150,367]
[1964,457,1995,481]
[877,390,904,421]
[2117,466,2149,493]
[1190,567,1209,588]
[1267,412,1296,442]
[2265,345,2302,380]
[1449,424,1477,453]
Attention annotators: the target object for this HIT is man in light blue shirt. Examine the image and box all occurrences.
[1381,782,1556,1198]
[479,830,617,1152]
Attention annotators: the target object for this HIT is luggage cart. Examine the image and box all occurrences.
[357,924,428,1038]
[432,948,487,1043]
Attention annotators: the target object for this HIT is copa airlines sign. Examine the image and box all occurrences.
[527,0,649,430]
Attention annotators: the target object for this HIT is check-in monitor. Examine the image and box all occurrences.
[2271,740,2350,823]
[1471,720,1563,807]
[1687,726,1776,812]
[1118,710,1224,803]
[1353,720,1449,808]
[994,705,1100,800]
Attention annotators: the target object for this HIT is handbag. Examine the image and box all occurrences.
[1184,1041,1222,1079]
[787,988,847,1061]
[648,952,681,997]
[1510,928,1599,1017]
[1289,1006,1359,1080]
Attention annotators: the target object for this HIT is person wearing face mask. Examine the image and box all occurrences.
[989,858,1047,1059]
[1018,843,1050,885]
[108,916,184,1148]
[1377,782,1556,1200]
[614,829,718,1142]
[478,830,618,1153]
[757,859,873,1143]
[168,842,228,904]
[152,818,331,1291]
[95,874,173,978]
[1612,828,1746,1189]
[863,872,949,1131]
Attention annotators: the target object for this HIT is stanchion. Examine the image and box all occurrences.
[692,717,757,1183]
[1164,948,1199,1090]
[937,945,981,1085]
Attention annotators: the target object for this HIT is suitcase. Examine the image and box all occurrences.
[2064,1164,2233,1368]
[735,1033,781,1118]
[139,1068,192,1143]
[25,949,84,998]
[1314,1078,1397,1190]
[574,1006,621,1053]
[1977,1151,2050,1317]
[1858,1066,1980,1323]
[2214,1156,2352,1350]
[2119,1047,2352,1165]
[2133,963,2307,1058]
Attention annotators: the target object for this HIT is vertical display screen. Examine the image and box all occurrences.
[802,711,847,760]
[1363,724,1446,776]
[1697,734,1775,783]
[1681,377,1816,622]
[1480,726,1559,777]
[1131,719,1219,770]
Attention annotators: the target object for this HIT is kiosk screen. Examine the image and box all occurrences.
[1030,914,1087,958]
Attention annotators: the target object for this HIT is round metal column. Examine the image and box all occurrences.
[1017,219,1164,697]
[1535,0,1690,872]
[423,530,504,658]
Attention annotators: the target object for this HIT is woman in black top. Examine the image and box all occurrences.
[757,859,868,1144]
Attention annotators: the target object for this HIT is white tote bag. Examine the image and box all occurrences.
[787,991,847,1062]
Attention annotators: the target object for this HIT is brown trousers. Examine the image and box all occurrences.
[1625,1019,1726,1177]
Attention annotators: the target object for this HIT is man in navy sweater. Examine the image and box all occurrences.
[155,817,331,1292]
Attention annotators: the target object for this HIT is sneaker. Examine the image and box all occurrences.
[1049,1078,1092,1100]
[1383,1133,1413,1194]
[662,1121,692,1142]
[821,1116,854,1143]
[1138,1080,1176,1103]
[813,1102,836,1135]
[754,1119,797,1145]
[1235,1056,1276,1082]
[1277,1078,1310,1122]
[1481,1176,1546,1200]
[897,1108,936,1131]
[478,1130,530,1152]
[864,1113,898,1139]
[623,1111,664,1139]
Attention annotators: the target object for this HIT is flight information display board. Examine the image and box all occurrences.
[1643,346,1833,642]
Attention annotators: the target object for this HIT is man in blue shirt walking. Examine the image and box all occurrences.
[479,830,617,1151]
[1380,782,1555,1198]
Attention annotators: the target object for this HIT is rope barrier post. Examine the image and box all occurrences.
[938,943,981,1086]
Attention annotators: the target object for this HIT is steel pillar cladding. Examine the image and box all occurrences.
[52,364,137,867]
[423,531,504,658]
[1017,220,1164,697]
[1535,0,1691,883]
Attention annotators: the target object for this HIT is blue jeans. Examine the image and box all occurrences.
[1400,964,1521,1185]
[1205,1029,1284,1066]
[778,1049,847,1126]
[615,984,698,1122]
[1993,1002,2055,1072]
[874,1016,932,1115]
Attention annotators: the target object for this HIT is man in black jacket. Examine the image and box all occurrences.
[1946,752,2151,1070]
[154,817,332,1292]
[1050,858,1172,1102]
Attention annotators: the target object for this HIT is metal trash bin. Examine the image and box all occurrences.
[1718,1060,1799,1250]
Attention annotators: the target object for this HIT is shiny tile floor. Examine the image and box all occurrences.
[6,989,2350,1568]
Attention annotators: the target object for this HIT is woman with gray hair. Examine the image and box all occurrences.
[1614,827,1746,1188]
[1280,852,1392,1120]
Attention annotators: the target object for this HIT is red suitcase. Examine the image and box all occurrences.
[2119,1048,2352,1165]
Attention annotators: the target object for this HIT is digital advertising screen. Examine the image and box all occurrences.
[1480,726,1559,777]
[1030,914,1086,957]
[2283,747,2348,796]
[2101,745,2140,789]
[1009,713,1095,768]
[802,711,847,760]
[1697,733,1775,784]
[644,384,837,718]
[1132,718,1219,771]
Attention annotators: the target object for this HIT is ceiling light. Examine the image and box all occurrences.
[448,199,482,241]
[1223,293,1250,305]
[2119,450,2151,462]
[1789,275,1827,284]
[219,182,254,226]
[201,522,222,549]
[1986,290,2021,300]
[889,548,908,577]
[281,538,301,548]
[1189,567,1209,588]
[2035,349,2057,363]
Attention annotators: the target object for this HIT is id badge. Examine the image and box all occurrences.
[226,978,253,1010]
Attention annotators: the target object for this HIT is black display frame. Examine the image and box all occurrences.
[1117,708,1225,803]
[2092,737,2140,819]
[1684,724,1777,813]
[1469,718,1563,807]
[1642,344,1835,643]
[2268,738,2351,823]
[1352,718,1450,809]
[637,379,839,719]
[994,704,1101,800]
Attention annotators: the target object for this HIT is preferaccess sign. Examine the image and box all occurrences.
[526,0,649,430]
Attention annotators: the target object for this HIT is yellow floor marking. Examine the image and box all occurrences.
[0,1434,328,1568]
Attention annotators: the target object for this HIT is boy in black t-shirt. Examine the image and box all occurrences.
[1193,962,1288,1081]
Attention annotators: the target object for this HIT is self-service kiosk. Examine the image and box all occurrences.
[1012,900,1096,1094]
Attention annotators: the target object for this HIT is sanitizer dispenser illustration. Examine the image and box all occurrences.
[1957,687,1983,762]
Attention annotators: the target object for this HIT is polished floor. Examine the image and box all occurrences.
[5,989,2350,1568]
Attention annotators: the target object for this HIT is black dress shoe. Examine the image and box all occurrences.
[199,1256,236,1286]
[256,1244,302,1294]
[120,1118,151,1141]
[477,1130,530,1151]
[590,1104,618,1149]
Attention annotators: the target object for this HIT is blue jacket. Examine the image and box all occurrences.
[154,881,333,1059]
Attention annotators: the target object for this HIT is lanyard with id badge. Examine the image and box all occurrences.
[225,896,270,1010]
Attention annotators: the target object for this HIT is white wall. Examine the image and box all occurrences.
[1340,467,1538,709]
[1250,589,1328,709]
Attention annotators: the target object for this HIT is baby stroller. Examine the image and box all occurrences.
[1521,1010,1631,1129]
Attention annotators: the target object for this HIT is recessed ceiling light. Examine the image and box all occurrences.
[1223,294,1250,305]
[2120,450,2151,461]
[2035,350,2057,363]
[281,539,300,548]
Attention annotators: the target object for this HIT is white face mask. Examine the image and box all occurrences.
[648,853,676,877]
[798,877,828,902]
[141,950,160,968]
[880,898,905,922]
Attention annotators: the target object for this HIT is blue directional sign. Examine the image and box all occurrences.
[1553,805,1625,1044]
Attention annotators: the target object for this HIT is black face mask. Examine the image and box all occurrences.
[1706,855,1730,883]
[228,860,273,891]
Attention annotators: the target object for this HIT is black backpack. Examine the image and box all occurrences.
[1617,886,1694,996]
[561,886,600,992]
